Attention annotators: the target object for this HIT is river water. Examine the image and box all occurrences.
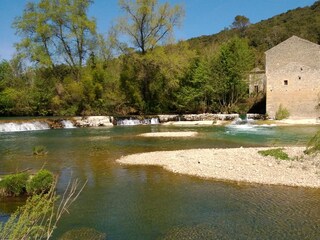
[1,124,320,239]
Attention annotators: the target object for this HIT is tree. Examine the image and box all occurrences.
[13,0,97,79]
[174,57,214,113]
[116,0,184,54]
[231,15,251,37]
[212,37,254,113]
[120,43,195,113]
[0,60,12,91]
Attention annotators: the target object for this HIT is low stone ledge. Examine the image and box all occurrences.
[73,116,113,127]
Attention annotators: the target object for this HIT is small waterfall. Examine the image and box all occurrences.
[61,120,76,129]
[116,117,160,126]
[0,121,50,133]
[117,119,141,126]
[150,118,159,125]
[226,114,256,132]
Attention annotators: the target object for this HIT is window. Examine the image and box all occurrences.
[298,76,301,80]
[254,85,259,93]
[284,80,288,85]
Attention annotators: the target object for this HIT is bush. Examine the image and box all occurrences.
[275,104,290,120]
[304,130,320,155]
[0,173,29,197]
[26,170,54,195]
[258,148,290,160]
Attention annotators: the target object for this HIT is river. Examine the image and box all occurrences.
[0,123,320,239]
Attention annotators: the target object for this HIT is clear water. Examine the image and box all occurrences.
[1,124,320,239]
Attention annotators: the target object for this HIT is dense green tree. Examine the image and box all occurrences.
[212,37,254,113]
[116,0,184,54]
[174,57,214,113]
[120,43,195,113]
[0,60,12,91]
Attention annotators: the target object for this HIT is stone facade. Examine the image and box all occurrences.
[265,36,320,119]
[249,67,266,95]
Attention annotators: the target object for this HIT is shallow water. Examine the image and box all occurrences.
[0,124,320,239]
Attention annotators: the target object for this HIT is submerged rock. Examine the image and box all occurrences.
[59,228,106,240]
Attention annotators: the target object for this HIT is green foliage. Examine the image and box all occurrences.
[212,37,255,113]
[13,0,97,73]
[0,192,56,239]
[0,173,29,197]
[32,145,48,156]
[0,178,86,240]
[275,104,290,120]
[231,15,251,37]
[26,170,54,195]
[174,57,214,113]
[120,43,195,114]
[304,130,320,155]
[3,0,319,116]
[258,148,290,160]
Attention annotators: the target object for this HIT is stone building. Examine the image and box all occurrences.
[249,67,266,95]
[265,36,320,119]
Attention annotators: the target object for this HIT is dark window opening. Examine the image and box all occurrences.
[298,76,301,80]
[300,67,303,71]
[254,85,259,93]
[284,80,288,85]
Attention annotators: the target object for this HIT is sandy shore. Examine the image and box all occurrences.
[275,118,320,125]
[117,147,320,188]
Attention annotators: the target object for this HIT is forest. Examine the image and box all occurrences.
[0,0,319,116]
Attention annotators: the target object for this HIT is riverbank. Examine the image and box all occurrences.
[117,147,320,188]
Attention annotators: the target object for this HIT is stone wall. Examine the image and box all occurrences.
[249,68,266,95]
[265,36,320,119]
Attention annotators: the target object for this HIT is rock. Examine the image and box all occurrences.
[74,116,113,127]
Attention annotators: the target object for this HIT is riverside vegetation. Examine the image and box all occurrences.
[0,0,319,116]
[0,181,86,240]
[0,169,53,197]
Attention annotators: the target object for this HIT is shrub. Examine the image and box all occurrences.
[0,173,29,197]
[304,130,320,155]
[26,170,54,195]
[33,145,48,155]
[275,104,290,120]
[258,148,290,160]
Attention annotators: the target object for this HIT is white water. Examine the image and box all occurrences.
[226,117,275,135]
[61,120,76,129]
[0,121,50,133]
[117,118,159,126]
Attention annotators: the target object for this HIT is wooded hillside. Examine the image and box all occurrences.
[0,0,319,116]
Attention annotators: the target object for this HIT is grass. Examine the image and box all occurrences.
[258,148,290,160]
[0,173,29,197]
[0,170,54,197]
[26,170,54,195]
[275,104,290,120]
[304,130,320,155]
[33,145,48,156]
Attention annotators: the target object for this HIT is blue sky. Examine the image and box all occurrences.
[0,0,316,60]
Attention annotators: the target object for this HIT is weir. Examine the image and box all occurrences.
[116,117,159,126]
[0,121,50,133]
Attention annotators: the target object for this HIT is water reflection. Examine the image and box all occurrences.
[1,125,320,239]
